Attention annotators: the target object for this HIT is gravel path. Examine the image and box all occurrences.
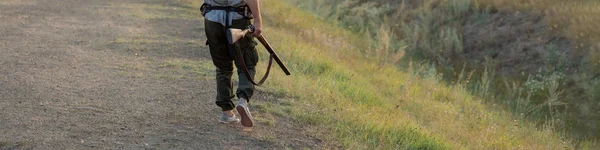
[0,0,328,149]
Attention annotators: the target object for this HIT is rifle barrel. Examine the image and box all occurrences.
[256,35,291,76]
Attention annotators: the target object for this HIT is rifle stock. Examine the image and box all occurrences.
[227,28,252,44]
[227,28,291,76]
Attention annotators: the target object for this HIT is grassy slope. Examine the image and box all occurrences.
[288,0,600,141]
[244,0,599,149]
[475,0,600,73]
[475,0,600,43]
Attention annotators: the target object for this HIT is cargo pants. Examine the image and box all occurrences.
[205,18,258,111]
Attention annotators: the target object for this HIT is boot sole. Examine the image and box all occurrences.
[236,105,254,127]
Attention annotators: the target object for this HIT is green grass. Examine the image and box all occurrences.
[474,0,600,83]
[290,0,600,142]
[474,0,600,44]
[252,0,580,149]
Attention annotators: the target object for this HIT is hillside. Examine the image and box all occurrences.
[288,0,600,140]
[248,0,599,149]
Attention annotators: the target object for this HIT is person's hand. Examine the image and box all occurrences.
[252,23,262,37]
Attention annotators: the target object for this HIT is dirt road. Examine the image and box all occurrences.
[0,0,327,149]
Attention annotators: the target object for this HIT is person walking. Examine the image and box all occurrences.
[201,0,263,127]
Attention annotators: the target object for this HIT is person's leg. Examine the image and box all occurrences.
[205,19,237,120]
[234,40,257,127]
[230,19,258,127]
[231,19,259,102]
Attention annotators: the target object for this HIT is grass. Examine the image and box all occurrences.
[291,0,600,141]
[253,0,583,149]
[474,0,600,73]
[474,0,600,44]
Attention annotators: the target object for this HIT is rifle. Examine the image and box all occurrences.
[227,26,291,86]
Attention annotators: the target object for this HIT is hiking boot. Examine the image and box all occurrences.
[219,113,240,124]
[236,98,254,127]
